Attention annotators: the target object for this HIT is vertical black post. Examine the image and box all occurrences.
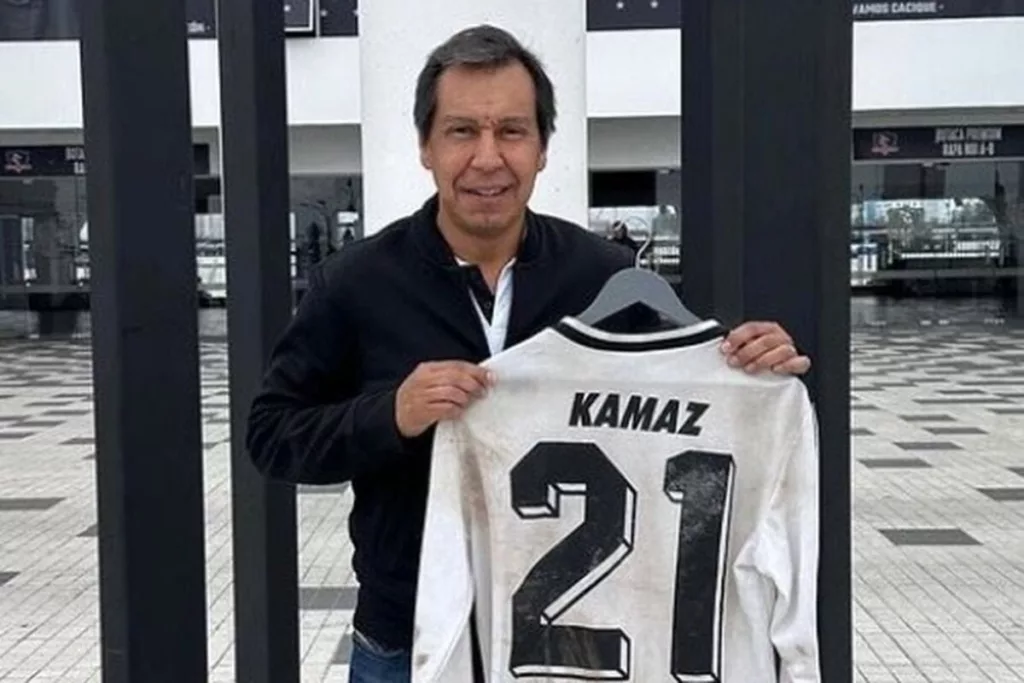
[740,2,852,680]
[682,1,853,681]
[216,0,300,681]
[78,0,208,681]
[815,8,855,675]
[680,0,744,325]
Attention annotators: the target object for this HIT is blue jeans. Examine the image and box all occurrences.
[348,629,411,683]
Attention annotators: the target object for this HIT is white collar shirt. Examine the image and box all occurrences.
[455,257,516,357]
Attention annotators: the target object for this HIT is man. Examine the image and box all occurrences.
[246,24,810,683]
[607,220,640,255]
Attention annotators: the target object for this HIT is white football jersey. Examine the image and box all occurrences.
[412,317,821,683]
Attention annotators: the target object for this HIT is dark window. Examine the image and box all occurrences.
[590,171,657,208]
[319,0,358,37]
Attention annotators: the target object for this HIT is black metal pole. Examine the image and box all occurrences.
[682,1,853,680]
[739,2,854,682]
[680,0,744,326]
[78,0,209,681]
[216,0,300,680]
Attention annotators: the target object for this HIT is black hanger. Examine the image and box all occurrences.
[577,266,702,328]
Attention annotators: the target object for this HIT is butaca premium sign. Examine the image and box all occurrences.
[1,146,86,176]
[0,145,211,177]
[853,126,1024,160]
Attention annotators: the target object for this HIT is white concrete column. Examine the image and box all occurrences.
[358,0,588,235]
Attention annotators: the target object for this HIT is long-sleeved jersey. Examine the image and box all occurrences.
[412,316,821,683]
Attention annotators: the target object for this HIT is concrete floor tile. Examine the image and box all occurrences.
[0,328,1021,680]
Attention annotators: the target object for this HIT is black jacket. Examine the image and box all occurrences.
[246,194,633,648]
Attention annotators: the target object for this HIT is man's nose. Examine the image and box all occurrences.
[471,132,504,170]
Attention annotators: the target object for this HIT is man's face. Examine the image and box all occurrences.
[420,61,547,240]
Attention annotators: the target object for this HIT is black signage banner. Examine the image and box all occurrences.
[0,0,359,41]
[187,0,216,38]
[3,0,1020,41]
[586,0,1024,30]
[1,144,212,178]
[0,0,215,40]
[587,0,682,31]
[852,0,1024,20]
[853,126,1024,161]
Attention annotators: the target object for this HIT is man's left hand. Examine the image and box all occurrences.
[720,321,811,375]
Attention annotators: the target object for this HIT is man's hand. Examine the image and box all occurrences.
[721,321,811,375]
[395,361,496,438]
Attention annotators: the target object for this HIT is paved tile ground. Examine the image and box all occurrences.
[850,326,1024,683]
[0,326,1023,682]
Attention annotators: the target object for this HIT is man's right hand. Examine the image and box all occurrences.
[395,361,495,438]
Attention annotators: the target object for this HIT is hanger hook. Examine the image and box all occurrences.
[623,216,653,268]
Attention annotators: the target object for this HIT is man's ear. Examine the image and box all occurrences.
[538,150,547,172]
[420,144,433,170]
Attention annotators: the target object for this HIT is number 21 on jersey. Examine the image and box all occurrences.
[508,441,735,682]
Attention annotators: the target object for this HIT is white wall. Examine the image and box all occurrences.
[0,41,81,129]
[853,19,1024,111]
[0,37,362,129]
[288,125,361,174]
[589,117,680,169]
[586,30,681,118]
[283,38,361,125]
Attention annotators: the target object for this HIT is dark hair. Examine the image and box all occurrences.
[413,25,557,149]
